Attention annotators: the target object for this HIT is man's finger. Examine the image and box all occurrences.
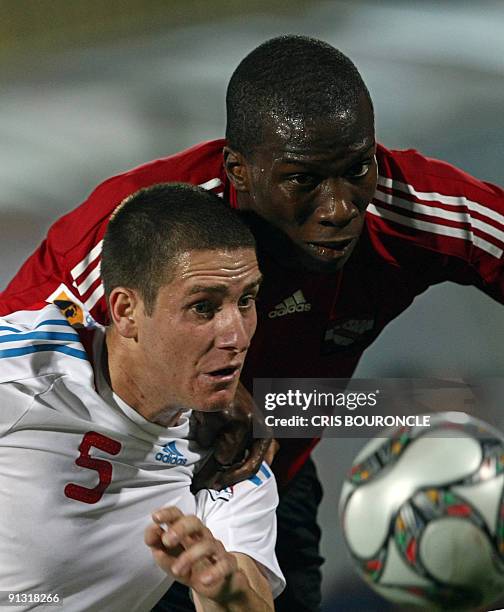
[159,514,212,550]
[145,521,186,577]
[189,411,228,448]
[144,522,165,548]
[146,510,186,558]
[264,439,280,465]
[216,437,272,488]
[198,555,238,587]
[171,539,225,577]
[213,420,252,466]
[190,382,274,491]
[152,506,184,525]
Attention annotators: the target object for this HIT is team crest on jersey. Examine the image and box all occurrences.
[208,486,234,502]
[47,284,95,328]
[155,441,188,466]
[322,317,375,354]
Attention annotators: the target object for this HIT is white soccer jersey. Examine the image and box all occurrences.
[0,305,284,611]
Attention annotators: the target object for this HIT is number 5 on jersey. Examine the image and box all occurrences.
[65,431,122,504]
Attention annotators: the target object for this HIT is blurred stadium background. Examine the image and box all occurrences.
[1,1,503,609]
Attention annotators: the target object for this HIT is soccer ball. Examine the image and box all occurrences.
[340,412,504,610]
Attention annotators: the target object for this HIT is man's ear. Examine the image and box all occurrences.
[223,146,250,193]
[108,287,140,338]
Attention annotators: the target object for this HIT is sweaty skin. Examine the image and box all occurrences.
[224,93,377,272]
[214,93,376,485]
[105,247,262,425]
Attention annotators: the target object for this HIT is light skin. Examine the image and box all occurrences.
[223,93,377,273]
[106,247,262,426]
[145,507,274,612]
[106,247,272,609]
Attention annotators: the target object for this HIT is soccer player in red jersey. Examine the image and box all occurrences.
[1,36,503,611]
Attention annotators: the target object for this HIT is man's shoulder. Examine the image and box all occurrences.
[117,138,227,184]
[92,138,228,200]
[0,305,93,385]
[49,138,229,259]
[366,143,503,263]
[376,143,500,199]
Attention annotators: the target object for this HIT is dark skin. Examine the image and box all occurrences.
[224,94,377,272]
[191,385,274,492]
[203,95,377,489]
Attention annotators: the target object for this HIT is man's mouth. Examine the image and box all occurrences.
[304,238,356,260]
[203,364,241,383]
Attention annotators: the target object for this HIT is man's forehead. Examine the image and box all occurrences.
[173,248,260,287]
[275,134,375,162]
[256,95,375,156]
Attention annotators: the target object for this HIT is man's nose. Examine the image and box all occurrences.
[215,307,253,352]
[312,181,359,227]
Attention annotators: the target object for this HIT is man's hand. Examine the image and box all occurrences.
[145,507,273,611]
[145,507,239,599]
[190,382,275,492]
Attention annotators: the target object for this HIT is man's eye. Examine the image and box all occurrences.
[191,301,215,317]
[287,174,318,187]
[346,162,371,179]
[238,294,257,309]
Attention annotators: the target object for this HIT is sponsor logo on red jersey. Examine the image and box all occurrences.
[322,317,375,353]
[268,290,311,318]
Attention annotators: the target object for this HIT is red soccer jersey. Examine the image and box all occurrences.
[2,140,503,483]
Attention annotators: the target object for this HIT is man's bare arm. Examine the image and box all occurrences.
[145,507,274,612]
[192,552,273,612]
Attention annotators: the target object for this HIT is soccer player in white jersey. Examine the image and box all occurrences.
[0,183,284,612]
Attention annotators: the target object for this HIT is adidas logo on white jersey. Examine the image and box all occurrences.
[155,441,187,466]
[268,290,311,318]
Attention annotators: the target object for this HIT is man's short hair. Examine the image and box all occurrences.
[226,35,373,156]
[101,183,256,314]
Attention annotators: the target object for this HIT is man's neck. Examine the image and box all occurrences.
[104,328,182,428]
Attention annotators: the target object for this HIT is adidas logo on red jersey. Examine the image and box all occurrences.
[268,290,311,318]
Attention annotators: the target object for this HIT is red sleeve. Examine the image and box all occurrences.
[368,144,504,303]
[0,140,227,324]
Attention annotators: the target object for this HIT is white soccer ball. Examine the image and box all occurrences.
[339,412,504,610]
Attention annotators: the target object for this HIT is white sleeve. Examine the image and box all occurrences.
[196,462,285,599]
